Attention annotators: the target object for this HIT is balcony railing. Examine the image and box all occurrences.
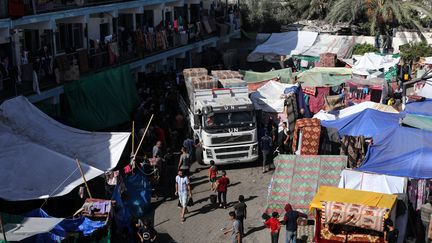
[0,22,232,100]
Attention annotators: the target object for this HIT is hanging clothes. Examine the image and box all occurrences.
[292,118,321,155]
[340,135,367,168]
[284,92,298,136]
[308,87,330,114]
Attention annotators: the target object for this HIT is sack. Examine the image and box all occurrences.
[187,197,194,207]
[210,194,217,204]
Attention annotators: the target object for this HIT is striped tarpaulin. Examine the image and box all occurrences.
[264,155,347,215]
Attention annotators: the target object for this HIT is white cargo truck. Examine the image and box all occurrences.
[180,73,258,165]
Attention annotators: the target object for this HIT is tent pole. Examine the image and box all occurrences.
[75,159,93,199]
[132,114,154,162]
[132,121,135,154]
[0,212,7,242]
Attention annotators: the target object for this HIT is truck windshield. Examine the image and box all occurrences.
[204,111,255,128]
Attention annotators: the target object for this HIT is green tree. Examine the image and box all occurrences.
[353,43,379,55]
[327,0,432,36]
[399,42,432,62]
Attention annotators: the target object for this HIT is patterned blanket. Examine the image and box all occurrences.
[265,155,347,215]
[322,201,388,232]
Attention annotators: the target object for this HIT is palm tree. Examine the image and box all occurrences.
[327,0,432,36]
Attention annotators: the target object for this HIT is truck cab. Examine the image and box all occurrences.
[182,74,259,165]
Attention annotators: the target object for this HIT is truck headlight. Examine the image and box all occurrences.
[252,145,258,155]
[206,149,213,158]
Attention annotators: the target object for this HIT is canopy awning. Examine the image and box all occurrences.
[310,186,397,214]
[0,96,130,201]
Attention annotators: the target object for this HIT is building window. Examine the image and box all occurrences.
[55,23,84,53]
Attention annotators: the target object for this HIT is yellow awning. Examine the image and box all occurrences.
[310,186,397,212]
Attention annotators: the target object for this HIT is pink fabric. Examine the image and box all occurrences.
[308,87,330,114]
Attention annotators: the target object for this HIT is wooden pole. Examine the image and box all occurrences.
[131,121,135,154]
[0,212,7,242]
[133,114,154,161]
[75,158,93,199]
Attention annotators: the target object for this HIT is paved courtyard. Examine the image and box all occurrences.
[148,161,314,243]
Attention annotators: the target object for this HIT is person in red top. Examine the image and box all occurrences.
[208,160,218,191]
[215,170,230,208]
[264,212,281,243]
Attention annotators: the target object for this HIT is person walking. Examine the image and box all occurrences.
[265,212,281,243]
[421,196,432,243]
[260,131,272,173]
[278,122,290,154]
[215,170,230,208]
[208,160,218,191]
[223,211,242,243]
[175,170,192,222]
[283,203,307,243]
[178,147,191,176]
[234,195,247,237]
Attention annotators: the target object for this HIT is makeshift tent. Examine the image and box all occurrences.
[359,126,432,179]
[243,68,293,83]
[264,155,346,215]
[0,216,63,242]
[0,96,129,201]
[291,118,321,155]
[402,114,432,132]
[64,65,139,130]
[112,170,152,229]
[247,31,318,62]
[417,81,432,98]
[296,67,352,87]
[338,169,406,194]
[404,99,432,116]
[25,208,106,239]
[353,52,400,73]
[320,108,401,138]
[311,186,397,242]
[250,81,297,112]
[299,35,356,59]
[313,101,398,121]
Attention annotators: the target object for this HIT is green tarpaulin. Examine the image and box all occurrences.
[297,67,352,87]
[64,65,139,131]
[402,114,432,132]
[243,68,293,83]
[265,154,347,215]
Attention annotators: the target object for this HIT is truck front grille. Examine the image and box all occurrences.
[216,153,249,160]
[211,135,252,144]
[214,146,250,153]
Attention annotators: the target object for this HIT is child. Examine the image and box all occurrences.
[234,195,247,236]
[215,170,230,208]
[208,160,218,191]
[137,219,157,242]
[264,212,281,243]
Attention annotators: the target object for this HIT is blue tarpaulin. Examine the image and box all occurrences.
[320,108,402,137]
[405,99,432,116]
[358,126,432,179]
[112,170,152,229]
[21,208,106,242]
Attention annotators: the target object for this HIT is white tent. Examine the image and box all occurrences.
[418,81,432,98]
[247,31,318,63]
[0,217,63,242]
[300,34,356,59]
[0,96,130,201]
[250,81,297,113]
[338,169,406,194]
[353,52,400,75]
[313,101,398,121]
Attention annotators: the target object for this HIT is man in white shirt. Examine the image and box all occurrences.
[175,170,192,222]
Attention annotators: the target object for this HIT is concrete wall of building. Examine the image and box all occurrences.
[88,16,112,42]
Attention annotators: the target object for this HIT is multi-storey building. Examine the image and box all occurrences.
[0,0,240,115]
